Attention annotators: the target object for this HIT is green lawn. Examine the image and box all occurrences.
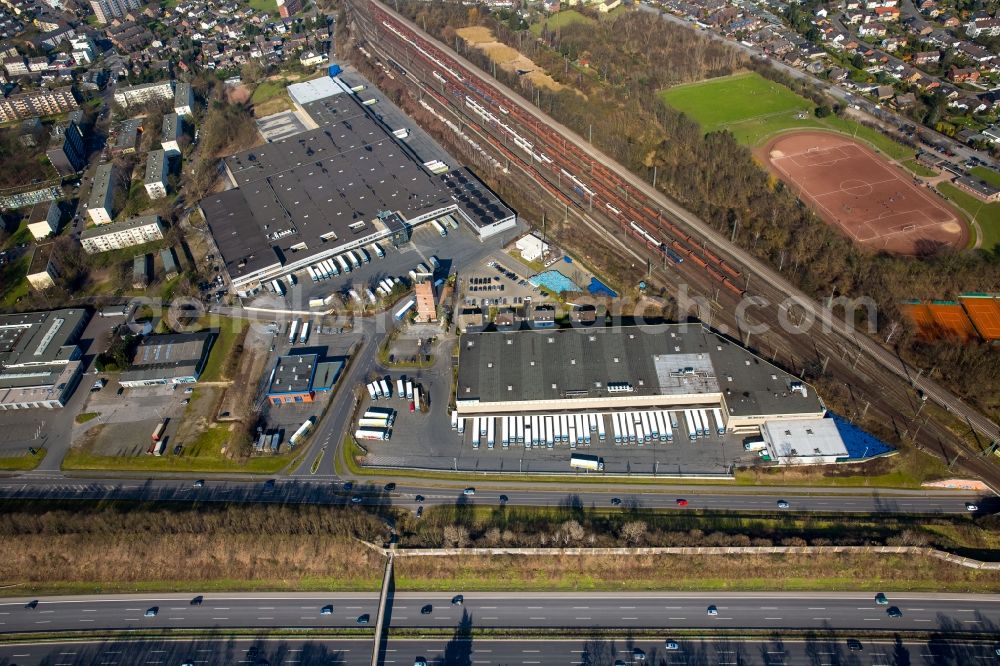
[937,181,1000,252]
[0,448,47,471]
[660,72,913,159]
[250,79,289,106]
[970,166,1000,189]
[0,254,31,309]
[902,159,938,178]
[75,412,99,424]
[199,319,248,382]
[529,9,595,36]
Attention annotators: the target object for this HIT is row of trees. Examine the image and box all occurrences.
[390,2,999,414]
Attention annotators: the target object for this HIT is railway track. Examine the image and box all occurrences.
[345,0,999,485]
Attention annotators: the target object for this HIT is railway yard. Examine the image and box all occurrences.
[341,0,999,486]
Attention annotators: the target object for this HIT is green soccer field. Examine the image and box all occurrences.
[659,72,912,159]
[660,72,813,131]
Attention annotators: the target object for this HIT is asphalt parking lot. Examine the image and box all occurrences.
[364,406,752,476]
[275,219,524,312]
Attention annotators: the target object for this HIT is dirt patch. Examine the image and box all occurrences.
[457,26,564,92]
[226,84,251,105]
[758,131,967,255]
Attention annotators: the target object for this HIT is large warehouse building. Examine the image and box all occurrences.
[199,75,515,296]
[0,309,89,410]
[455,325,826,452]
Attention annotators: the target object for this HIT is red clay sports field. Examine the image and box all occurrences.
[763,132,967,254]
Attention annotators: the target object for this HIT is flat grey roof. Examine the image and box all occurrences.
[120,331,213,382]
[956,175,1000,197]
[456,325,825,418]
[174,81,192,104]
[87,163,115,210]
[161,112,179,141]
[202,89,513,284]
[144,149,166,184]
[27,243,54,275]
[0,308,88,368]
[113,118,143,151]
[762,418,848,459]
[269,353,318,394]
[287,76,340,105]
[81,215,160,240]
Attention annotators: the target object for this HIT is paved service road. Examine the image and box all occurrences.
[1,636,999,665]
[4,592,1000,635]
[0,474,989,515]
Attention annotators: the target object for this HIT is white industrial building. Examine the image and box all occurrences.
[454,325,826,452]
[0,309,89,410]
[760,418,848,465]
[515,233,549,262]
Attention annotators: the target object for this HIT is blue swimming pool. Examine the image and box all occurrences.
[587,277,617,298]
[529,270,581,294]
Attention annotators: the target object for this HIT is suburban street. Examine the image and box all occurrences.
[3,592,999,635]
[1,636,998,665]
[0,473,989,515]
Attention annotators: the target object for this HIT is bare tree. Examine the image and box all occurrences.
[443,525,469,548]
[620,520,647,546]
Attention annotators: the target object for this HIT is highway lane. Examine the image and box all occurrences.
[4,592,1000,635]
[3,637,1000,666]
[0,474,988,515]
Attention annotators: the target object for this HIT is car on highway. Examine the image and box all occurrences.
[414,659,428,666]
[421,604,433,614]
[263,479,276,490]
[343,482,353,491]
[357,614,370,625]
[321,605,333,615]
[384,483,396,492]
[847,639,863,651]
[190,596,203,605]
[777,500,790,509]
[676,498,688,507]
[193,480,204,488]
[966,502,978,511]
[24,599,37,609]
[463,487,475,496]
[887,606,903,618]
[875,592,888,605]
[707,605,718,616]
[499,494,508,505]
[614,660,626,666]
[610,497,622,506]
[415,495,424,503]
[665,641,679,650]
[451,595,464,606]
[351,495,363,503]
[632,647,646,660]
[144,607,158,617]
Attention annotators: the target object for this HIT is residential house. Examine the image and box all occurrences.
[913,50,940,65]
[948,66,980,83]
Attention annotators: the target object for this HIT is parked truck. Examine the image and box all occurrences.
[431,219,447,236]
[298,321,310,344]
[570,453,604,471]
[486,416,495,449]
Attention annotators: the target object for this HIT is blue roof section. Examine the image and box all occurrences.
[828,413,895,460]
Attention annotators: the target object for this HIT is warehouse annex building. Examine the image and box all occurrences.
[0,308,90,410]
[455,325,830,461]
[265,352,344,405]
[199,74,515,296]
[119,331,214,387]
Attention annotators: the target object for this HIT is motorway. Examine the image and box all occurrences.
[3,592,999,635]
[0,474,989,515]
[2,636,999,665]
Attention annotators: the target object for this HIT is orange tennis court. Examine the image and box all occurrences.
[904,302,979,340]
[764,132,967,254]
[960,295,1000,340]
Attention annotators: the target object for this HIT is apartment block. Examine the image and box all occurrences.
[89,0,142,24]
[173,81,193,116]
[143,149,168,199]
[113,79,173,109]
[86,163,116,225]
[80,215,163,254]
[0,86,77,123]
